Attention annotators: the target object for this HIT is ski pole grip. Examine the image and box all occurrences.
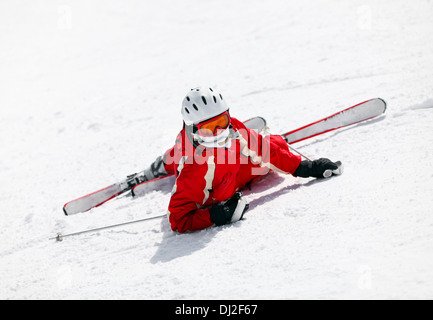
[323,169,333,178]
[323,161,343,178]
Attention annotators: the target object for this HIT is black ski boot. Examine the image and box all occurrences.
[125,156,168,190]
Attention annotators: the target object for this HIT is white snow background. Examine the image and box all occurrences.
[1,0,433,299]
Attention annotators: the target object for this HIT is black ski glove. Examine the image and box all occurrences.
[294,158,339,178]
[210,192,249,226]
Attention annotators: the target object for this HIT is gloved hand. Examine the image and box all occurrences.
[294,158,340,178]
[210,192,249,226]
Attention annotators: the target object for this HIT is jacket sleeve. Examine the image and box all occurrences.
[168,159,215,233]
[260,132,302,175]
[234,117,302,175]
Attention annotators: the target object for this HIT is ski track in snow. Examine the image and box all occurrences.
[1,0,433,299]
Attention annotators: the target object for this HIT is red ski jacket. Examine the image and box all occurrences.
[162,117,301,233]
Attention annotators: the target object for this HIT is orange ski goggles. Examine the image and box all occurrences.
[194,111,231,137]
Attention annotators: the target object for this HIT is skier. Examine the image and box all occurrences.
[139,87,341,233]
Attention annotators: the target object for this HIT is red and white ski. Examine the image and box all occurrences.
[63,98,386,215]
[283,98,386,144]
[63,183,127,216]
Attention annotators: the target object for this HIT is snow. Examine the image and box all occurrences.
[1,0,433,299]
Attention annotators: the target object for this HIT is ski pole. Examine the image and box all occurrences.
[50,213,167,242]
[287,143,312,161]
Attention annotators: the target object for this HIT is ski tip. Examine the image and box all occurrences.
[377,97,387,113]
[63,206,69,216]
[256,116,267,126]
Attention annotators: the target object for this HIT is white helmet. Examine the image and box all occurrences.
[181,87,229,125]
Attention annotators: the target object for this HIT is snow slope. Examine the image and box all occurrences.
[1,0,433,299]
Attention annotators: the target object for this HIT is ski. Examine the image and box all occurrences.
[63,175,139,215]
[62,116,267,215]
[283,98,386,144]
